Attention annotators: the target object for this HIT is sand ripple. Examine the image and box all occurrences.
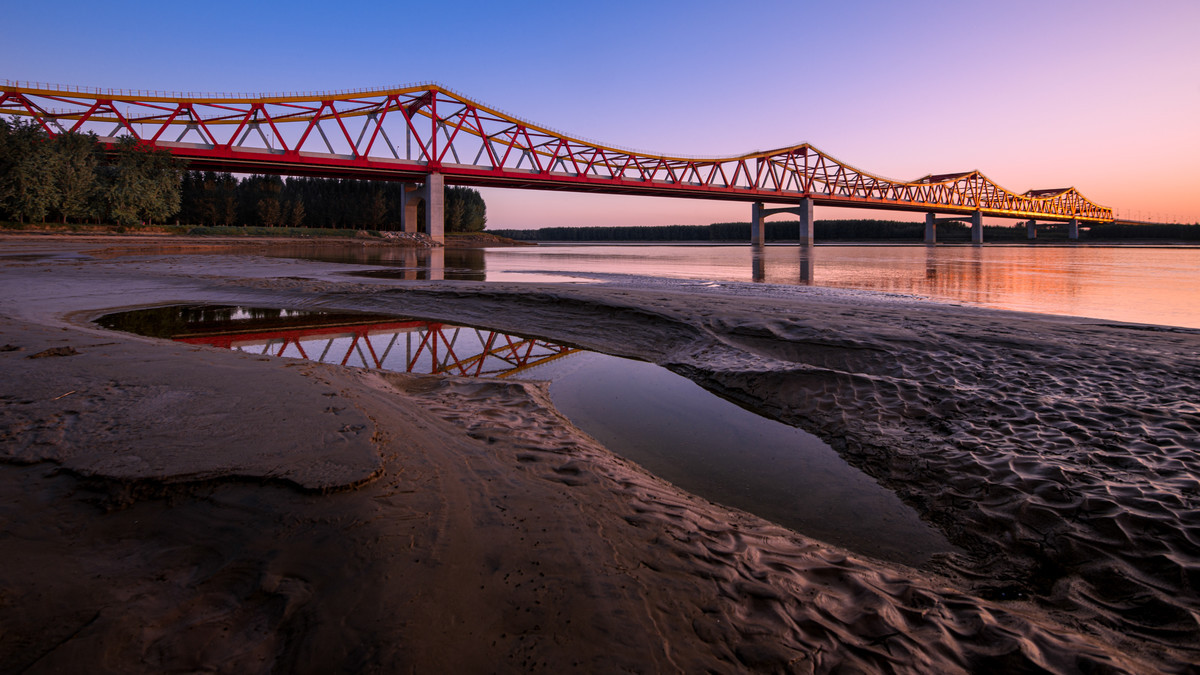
[382,372,1153,672]
[355,282,1200,670]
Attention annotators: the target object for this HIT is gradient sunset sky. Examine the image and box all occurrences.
[7,0,1198,228]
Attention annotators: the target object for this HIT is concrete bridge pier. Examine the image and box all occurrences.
[751,202,766,245]
[424,173,445,243]
[398,173,446,243]
[971,211,984,245]
[1027,220,1037,240]
[750,197,814,245]
[400,184,420,234]
[924,213,937,244]
[797,197,814,245]
[1068,218,1079,240]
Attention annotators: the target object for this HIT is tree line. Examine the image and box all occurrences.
[179,173,486,232]
[0,118,183,225]
[0,117,487,232]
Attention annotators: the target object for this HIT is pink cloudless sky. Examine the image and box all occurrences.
[6,0,1197,227]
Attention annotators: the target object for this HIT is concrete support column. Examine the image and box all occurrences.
[423,172,444,243]
[798,197,814,246]
[1068,218,1079,240]
[1027,220,1037,240]
[751,202,765,245]
[970,211,984,244]
[924,213,937,244]
[400,184,419,234]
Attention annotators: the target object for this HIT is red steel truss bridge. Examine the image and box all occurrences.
[170,314,578,379]
[1,80,1114,242]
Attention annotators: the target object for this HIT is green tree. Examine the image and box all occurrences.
[446,191,466,232]
[217,173,238,226]
[0,118,57,223]
[367,189,388,230]
[287,198,306,228]
[50,131,101,223]
[445,186,486,232]
[99,136,185,225]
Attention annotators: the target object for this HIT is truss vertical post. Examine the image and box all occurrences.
[751,202,765,245]
[1068,218,1079,240]
[798,197,814,246]
[423,173,445,243]
[971,211,984,245]
[1027,220,1037,240]
[924,213,937,244]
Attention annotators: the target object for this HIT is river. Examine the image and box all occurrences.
[313,243,1200,330]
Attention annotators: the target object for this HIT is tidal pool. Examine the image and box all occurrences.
[97,305,954,565]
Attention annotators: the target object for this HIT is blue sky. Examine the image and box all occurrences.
[7,0,1199,227]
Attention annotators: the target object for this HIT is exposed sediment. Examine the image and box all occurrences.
[1,236,1197,672]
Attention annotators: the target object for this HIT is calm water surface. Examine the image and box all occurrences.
[320,244,1200,329]
[96,305,952,564]
[489,245,1200,329]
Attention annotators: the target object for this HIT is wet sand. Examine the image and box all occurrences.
[1,235,1198,672]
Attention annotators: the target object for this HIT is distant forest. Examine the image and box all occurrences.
[179,173,486,232]
[490,220,1200,242]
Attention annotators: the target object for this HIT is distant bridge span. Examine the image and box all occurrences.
[1,81,1113,243]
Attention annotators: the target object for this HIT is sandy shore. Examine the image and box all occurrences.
[1,235,1197,672]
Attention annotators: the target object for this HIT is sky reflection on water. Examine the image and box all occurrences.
[97,304,953,565]
[295,244,1200,329]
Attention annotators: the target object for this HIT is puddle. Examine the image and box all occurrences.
[97,305,955,565]
[96,306,579,377]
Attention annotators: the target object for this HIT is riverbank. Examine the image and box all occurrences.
[1,237,1197,672]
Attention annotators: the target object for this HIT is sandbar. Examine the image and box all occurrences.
[1,235,1197,673]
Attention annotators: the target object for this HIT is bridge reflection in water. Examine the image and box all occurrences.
[96,303,954,563]
[99,306,578,378]
[751,244,813,285]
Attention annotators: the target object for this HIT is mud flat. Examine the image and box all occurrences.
[1,236,1197,672]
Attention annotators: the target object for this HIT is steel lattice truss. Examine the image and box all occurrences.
[172,318,578,379]
[0,80,1113,221]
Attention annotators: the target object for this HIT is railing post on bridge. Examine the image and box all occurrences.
[924,213,937,244]
[751,202,765,246]
[1068,218,1079,241]
[971,211,984,245]
[1027,220,1037,240]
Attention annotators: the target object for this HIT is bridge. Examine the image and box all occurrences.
[161,311,579,378]
[1,80,1114,244]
